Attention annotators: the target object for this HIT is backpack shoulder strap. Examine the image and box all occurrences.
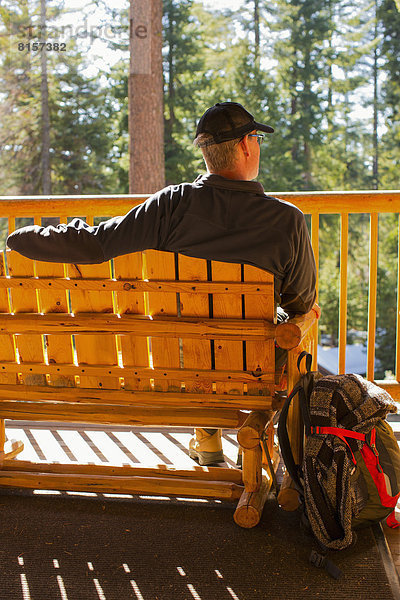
[278,352,314,490]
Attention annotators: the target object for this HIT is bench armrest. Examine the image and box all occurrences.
[275,304,320,350]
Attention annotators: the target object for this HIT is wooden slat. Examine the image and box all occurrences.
[338,213,348,374]
[145,250,187,392]
[243,265,275,399]
[0,252,16,385]
[114,252,150,391]
[0,361,273,385]
[367,213,379,380]
[7,251,46,385]
[0,313,279,340]
[242,266,275,459]
[0,277,273,294]
[0,400,245,428]
[212,261,244,395]
[178,255,211,393]
[67,258,119,389]
[0,470,243,499]
[2,460,244,484]
[35,256,75,388]
[0,385,277,409]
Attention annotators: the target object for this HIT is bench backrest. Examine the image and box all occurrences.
[0,249,277,413]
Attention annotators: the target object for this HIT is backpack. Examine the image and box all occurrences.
[278,352,400,554]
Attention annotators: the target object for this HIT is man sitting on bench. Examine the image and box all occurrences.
[7,101,316,466]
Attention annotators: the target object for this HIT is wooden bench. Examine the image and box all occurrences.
[0,248,318,527]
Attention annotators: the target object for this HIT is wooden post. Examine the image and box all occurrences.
[234,450,280,528]
[0,420,5,453]
[242,445,262,493]
[237,410,273,449]
[285,347,305,465]
[234,476,270,528]
[277,472,301,511]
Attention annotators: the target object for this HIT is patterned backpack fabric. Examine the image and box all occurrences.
[278,353,400,551]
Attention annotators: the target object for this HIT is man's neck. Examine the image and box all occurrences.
[208,168,252,181]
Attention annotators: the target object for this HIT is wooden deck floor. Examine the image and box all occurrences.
[3,419,400,581]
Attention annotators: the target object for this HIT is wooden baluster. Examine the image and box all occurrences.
[367,213,379,381]
[338,213,349,374]
[396,214,400,383]
[311,213,319,372]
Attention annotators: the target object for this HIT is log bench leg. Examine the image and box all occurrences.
[234,475,271,528]
[237,410,275,493]
[0,419,24,466]
[234,410,278,528]
[0,419,4,453]
[242,445,262,493]
[277,472,301,511]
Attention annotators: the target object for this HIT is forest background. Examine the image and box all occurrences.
[0,0,400,378]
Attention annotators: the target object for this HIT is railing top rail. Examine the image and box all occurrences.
[0,190,399,217]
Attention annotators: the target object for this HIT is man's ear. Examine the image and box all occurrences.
[239,135,250,157]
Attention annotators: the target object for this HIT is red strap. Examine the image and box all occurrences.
[361,443,400,505]
[386,511,400,529]
[311,426,366,441]
[310,427,365,464]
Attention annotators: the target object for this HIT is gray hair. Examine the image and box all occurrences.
[193,133,242,172]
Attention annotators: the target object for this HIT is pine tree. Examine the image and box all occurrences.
[129,0,165,193]
[272,0,333,190]
[40,0,51,193]
[163,0,210,184]
[378,0,400,189]
[0,0,43,193]
[0,0,117,195]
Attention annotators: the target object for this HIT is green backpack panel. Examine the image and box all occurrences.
[352,418,400,529]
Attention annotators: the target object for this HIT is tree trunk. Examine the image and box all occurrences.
[372,0,379,190]
[326,0,334,135]
[165,4,175,149]
[254,0,260,68]
[129,0,165,194]
[40,0,51,194]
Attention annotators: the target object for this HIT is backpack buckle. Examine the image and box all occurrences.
[310,426,321,435]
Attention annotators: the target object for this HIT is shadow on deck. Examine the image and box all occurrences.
[0,420,398,599]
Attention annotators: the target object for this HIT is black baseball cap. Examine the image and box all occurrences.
[195,101,274,147]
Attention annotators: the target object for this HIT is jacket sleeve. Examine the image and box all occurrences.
[6,190,175,264]
[279,213,316,316]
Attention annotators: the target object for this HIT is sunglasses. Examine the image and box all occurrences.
[248,133,265,146]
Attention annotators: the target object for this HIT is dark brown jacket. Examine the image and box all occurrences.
[7,174,316,315]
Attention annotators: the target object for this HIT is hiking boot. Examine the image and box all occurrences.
[188,428,224,466]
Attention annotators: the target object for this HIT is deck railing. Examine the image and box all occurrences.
[1,190,400,398]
